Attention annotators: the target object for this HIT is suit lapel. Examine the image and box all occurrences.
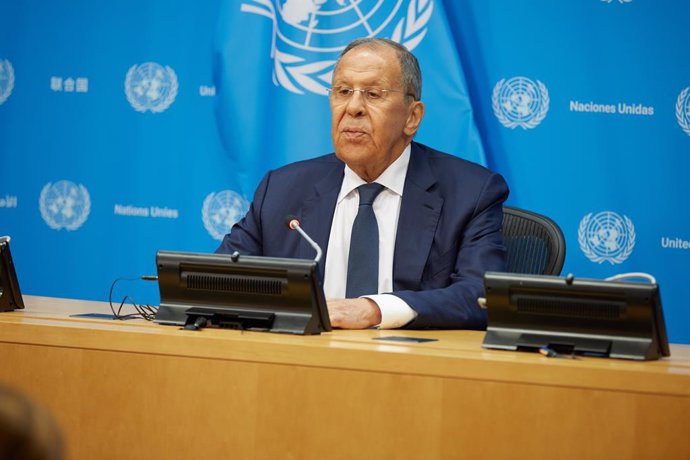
[298,162,344,280]
[393,143,443,289]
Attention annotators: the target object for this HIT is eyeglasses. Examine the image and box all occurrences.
[328,86,415,104]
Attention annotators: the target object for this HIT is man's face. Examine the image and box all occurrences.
[330,45,423,182]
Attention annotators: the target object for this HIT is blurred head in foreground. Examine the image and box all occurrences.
[0,385,63,460]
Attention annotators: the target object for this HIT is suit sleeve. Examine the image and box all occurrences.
[392,172,508,330]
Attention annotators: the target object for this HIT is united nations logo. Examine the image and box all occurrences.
[202,190,250,241]
[578,211,635,265]
[39,180,91,231]
[492,76,549,129]
[675,87,690,137]
[0,59,15,105]
[124,62,178,113]
[241,0,434,96]
[601,0,632,4]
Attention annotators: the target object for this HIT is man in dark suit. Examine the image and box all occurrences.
[217,38,508,330]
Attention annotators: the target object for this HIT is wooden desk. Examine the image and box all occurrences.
[1,296,689,460]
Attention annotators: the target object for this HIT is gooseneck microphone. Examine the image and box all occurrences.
[285,215,323,263]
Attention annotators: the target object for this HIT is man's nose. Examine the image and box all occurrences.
[345,90,366,116]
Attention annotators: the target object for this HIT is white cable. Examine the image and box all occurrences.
[605,272,656,284]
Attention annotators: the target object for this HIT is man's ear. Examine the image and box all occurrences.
[404,101,425,137]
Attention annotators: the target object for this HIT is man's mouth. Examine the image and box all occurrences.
[341,127,367,139]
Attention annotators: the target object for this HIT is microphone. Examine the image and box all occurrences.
[285,215,323,263]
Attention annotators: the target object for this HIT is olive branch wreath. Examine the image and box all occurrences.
[578,212,636,265]
[492,78,550,130]
[675,87,690,137]
[39,182,91,231]
[124,64,179,113]
[242,0,434,96]
[0,59,14,104]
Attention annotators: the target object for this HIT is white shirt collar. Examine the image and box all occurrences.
[338,143,411,203]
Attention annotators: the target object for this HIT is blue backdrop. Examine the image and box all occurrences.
[1,0,689,343]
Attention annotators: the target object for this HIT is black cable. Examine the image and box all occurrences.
[108,276,159,321]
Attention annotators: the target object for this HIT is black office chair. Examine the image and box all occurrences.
[502,206,566,276]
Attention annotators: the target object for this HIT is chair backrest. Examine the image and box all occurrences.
[502,206,566,276]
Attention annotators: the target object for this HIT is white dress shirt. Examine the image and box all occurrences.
[323,144,418,329]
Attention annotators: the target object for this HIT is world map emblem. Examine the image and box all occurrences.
[202,190,250,241]
[675,87,690,137]
[125,62,178,113]
[0,59,15,105]
[578,211,635,265]
[492,76,549,129]
[240,0,434,96]
[39,180,91,231]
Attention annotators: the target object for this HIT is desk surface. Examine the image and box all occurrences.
[2,296,690,460]
[4,296,690,396]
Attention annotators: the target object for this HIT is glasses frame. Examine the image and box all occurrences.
[328,85,417,103]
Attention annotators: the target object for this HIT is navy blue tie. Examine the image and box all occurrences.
[346,183,385,298]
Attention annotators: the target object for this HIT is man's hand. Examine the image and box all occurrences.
[327,298,382,329]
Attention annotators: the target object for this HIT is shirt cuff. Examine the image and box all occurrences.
[363,294,417,329]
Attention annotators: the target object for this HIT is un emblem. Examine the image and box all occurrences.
[578,211,636,265]
[492,76,549,129]
[39,180,91,231]
[202,190,250,241]
[675,87,690,137]
[0,59,15,105]
[241,0,434,96]
[125,62,178,113]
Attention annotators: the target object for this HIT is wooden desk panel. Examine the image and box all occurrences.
[1,296,689,459]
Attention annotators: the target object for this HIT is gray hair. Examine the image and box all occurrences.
[334,37,422,102]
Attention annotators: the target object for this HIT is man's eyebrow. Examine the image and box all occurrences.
[331,79,390,87]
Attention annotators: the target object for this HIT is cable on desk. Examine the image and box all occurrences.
[108,276,159,321]
[539,346,577,359]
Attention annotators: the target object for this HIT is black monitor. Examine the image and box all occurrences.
[481,271,670,360]
[154,250,331,335]
[0,236,24,312]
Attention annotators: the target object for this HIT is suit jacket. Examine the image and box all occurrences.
[216,142,509,329]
